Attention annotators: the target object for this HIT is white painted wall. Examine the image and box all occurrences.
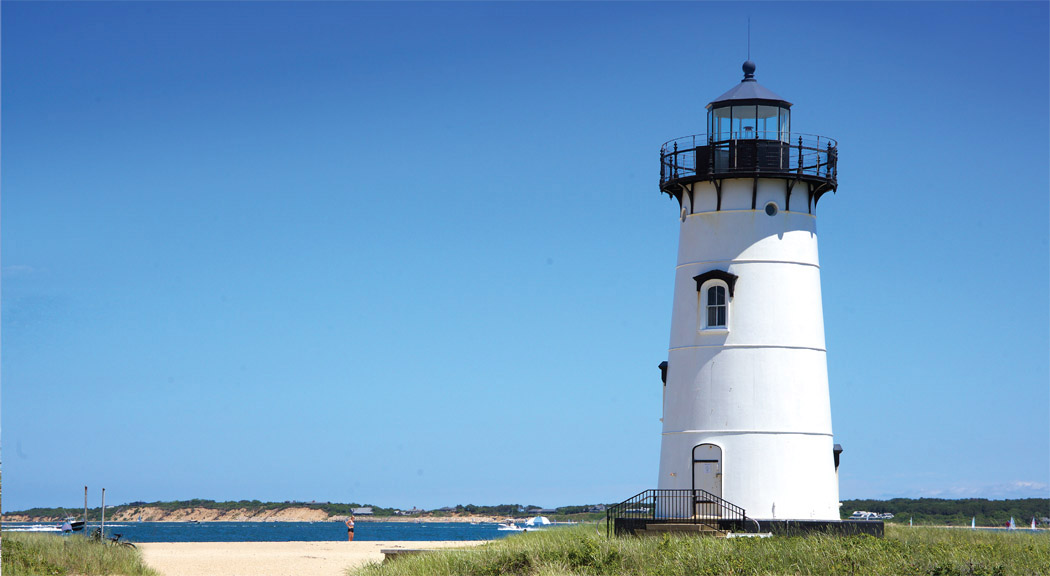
[657,178,840,521]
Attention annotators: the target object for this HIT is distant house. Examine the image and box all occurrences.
[352,507,373,516]
[587,505,607,513]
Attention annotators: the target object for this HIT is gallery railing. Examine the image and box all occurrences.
[659,132,837,192]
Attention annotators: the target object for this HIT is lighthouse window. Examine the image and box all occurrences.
[712,107,732,141]
[705,285,728,329]
[694,272,736,332]
[779,107,791,142]
[731,105,757,139]
[757,105,779,140]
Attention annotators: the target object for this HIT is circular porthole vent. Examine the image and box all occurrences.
[764,202,779,216]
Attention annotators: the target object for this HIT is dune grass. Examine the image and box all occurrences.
[2,532,159,576]
[350,524,1050,576]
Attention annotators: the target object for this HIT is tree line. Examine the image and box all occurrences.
[840,498,1049,526]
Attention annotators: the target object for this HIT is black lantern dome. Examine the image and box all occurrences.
[659,61,837,207]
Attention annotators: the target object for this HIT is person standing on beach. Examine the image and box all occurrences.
[345,515,355,541]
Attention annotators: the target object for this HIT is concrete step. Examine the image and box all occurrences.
[638,523,726,538]
[646,523,720,532]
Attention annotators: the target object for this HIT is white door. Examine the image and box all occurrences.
[692,444,722,517]
[693,459,721,495]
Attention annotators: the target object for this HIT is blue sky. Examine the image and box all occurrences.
[3,2,1047,512]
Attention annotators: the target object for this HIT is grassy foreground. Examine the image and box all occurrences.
[350,524,1050,576]
[1,532,159,576]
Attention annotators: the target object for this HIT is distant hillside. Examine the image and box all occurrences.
[841,498,1049,526]
[4,500,360,522]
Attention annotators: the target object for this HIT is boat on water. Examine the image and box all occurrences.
[4,524,65,533]
[64,517,86,532]
[4,517,83,533]
[497,521,525,532]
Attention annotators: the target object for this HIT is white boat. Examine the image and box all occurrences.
[63,517,86,532]
[1032,518,1038,530]
[497,521,524,532]
[5,516,85,533]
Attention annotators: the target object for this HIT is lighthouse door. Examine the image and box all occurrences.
[692,444,722,517]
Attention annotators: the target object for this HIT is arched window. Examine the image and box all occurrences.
[693,270,737,332]
[706,285,727,328]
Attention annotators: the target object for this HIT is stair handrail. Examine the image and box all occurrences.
[606,488,749,537]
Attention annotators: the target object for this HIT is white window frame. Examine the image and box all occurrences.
[699,280,730,332]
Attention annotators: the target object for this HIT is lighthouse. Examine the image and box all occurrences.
[656,61,841,523]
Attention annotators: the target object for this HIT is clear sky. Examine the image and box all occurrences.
[2,2,1047,513]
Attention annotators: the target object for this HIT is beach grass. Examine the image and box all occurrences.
[2,532,159,576]
[349,524,1050,576]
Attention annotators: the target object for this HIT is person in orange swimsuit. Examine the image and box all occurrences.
[345,515,355,541]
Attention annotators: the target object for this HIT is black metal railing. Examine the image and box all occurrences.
[605,489,748,537]
[659,133,837,192]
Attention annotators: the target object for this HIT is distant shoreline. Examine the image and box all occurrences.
[0,510,536,524]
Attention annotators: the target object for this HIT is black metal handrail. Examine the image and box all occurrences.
[659,132,837,192]
[605,489,748,537]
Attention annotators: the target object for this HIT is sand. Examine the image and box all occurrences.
[138,540,484,576]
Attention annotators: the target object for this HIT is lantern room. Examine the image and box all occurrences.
[707,61,791,143]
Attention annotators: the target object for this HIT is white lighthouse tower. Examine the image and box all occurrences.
[656,61,841,523]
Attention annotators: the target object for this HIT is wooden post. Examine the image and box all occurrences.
[85,486,89,528]
[101,488,106,534]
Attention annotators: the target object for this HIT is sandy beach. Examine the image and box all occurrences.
[138,540,484,576]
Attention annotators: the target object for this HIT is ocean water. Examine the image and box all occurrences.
[1,521,544,543]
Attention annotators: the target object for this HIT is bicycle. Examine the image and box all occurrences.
[89,528,137,549]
